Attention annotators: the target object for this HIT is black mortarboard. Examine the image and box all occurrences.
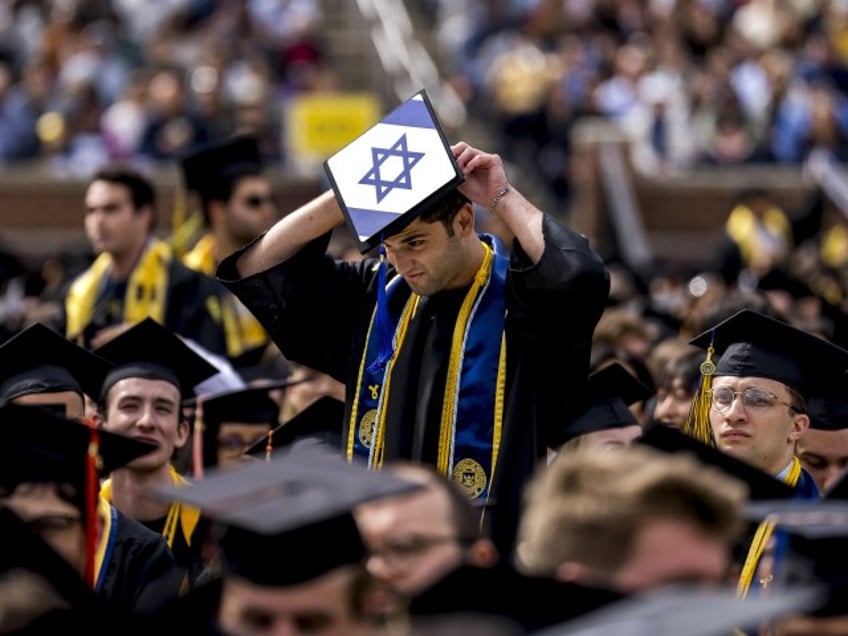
[0,403,156,510]
[93,318,219,402]
[154,446,422,586]
[689,309,848,401]
[0,322,113,404]
[180,135,263,202]
[408,564,624,633]
[806,374,848,431]
[245,396,344,458]
[538,585,821,636]
[559,363,653,445]
[198,386,281,469]
[324,89,464,254]
[638,423,796,501]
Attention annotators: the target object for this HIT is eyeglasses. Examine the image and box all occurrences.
[242,194,273,209]
[217,434,256,455]
[368,535,470,569]
[708,386,798,413]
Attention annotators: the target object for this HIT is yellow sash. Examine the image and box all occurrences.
[183,234,216,275]
[725,205,791,266]
[183,233,269,358]
[736,456,802,600]
[65,239,172,340]
[100,465,201,549]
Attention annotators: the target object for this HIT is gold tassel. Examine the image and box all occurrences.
[684,341,716,446]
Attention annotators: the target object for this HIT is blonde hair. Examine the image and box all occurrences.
[515,446,747,578]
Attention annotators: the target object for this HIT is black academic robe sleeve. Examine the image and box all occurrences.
[99,510,183,616]
[507,215,610,447]
[217,231,381,383]
[164,260,228,357]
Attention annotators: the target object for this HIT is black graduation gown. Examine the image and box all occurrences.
[58,254,227,356]
[99,509,184,616]
[218,214,610,556]
[142,514,213,591]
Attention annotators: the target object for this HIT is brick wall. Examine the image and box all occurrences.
[0,170,324,267]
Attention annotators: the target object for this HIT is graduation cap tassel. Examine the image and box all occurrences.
[367,242,393,375]
[684,337,716,447]
[192,400,205,480]
[83,418,101,588]
[264,429,274,462]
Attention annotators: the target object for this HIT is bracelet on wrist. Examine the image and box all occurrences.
[490,183,511,212]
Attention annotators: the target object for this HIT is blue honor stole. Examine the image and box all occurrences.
[348,235,509,501]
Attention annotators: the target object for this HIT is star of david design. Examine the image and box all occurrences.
[359,133,425,203]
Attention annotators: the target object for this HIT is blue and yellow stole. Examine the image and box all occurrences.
[348,235,508,501]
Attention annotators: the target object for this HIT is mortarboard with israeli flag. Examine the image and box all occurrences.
[324,89,464,254]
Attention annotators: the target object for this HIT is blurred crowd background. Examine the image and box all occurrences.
[4,0,848,351]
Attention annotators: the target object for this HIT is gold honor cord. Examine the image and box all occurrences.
[736,456,802,600]
[480,331,507,534]
[372,295,420,469]
[437,243,494,475]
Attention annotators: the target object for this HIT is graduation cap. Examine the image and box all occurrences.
[324,89,464,254]
[638,423,797,501]
[0,402,157,503]
[407,564,624,633]
[154,446,423,587]
[245,396,345,459]
[558,362,653,446]
[684,309,848,444]
[195,385,282,470]
[806,374,848,431]
[689,309,848,402]
[179,135,263,204]
[0,402,156,587]
[93,318,219,402]
[0,322,113,405]
[537,585,822,636]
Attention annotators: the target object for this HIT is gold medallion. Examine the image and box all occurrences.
[452,458,487,499]
[359,409,377,448]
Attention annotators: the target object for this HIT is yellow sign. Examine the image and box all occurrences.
[287,93,382,161]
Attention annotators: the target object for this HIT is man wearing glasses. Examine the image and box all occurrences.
[686,309,848,499]
[179,136,276,369]
[680,309,848,611]
[354,461,498,617]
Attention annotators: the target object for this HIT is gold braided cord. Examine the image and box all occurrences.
[480,330,507,534]
[736,457,802,600]
[437,243,494,476]
[372,294,420,469]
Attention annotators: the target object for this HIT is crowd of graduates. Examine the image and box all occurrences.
[6,2,848,634]
[5,105,848,635]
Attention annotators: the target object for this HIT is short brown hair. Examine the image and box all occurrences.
[516,446,746,577]
[419,189,471,237]
[385,461,481,542]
